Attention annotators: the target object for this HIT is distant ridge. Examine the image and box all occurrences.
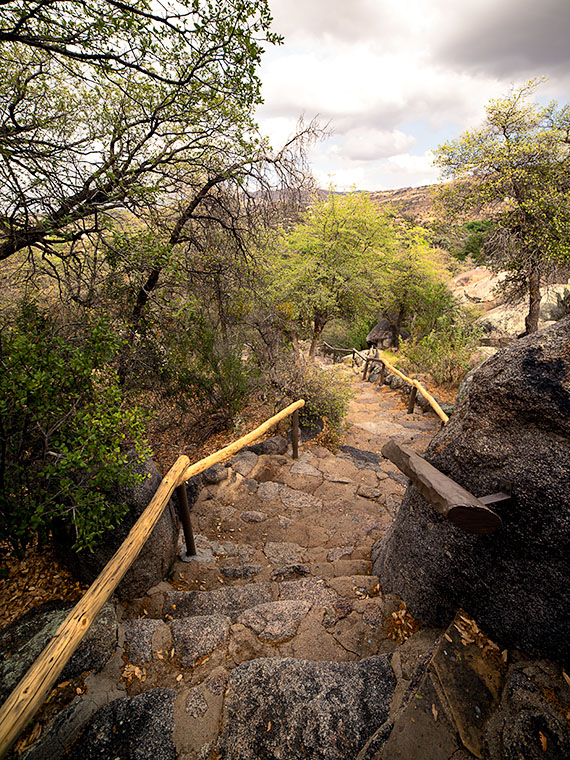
[367,184,438,223]
[314,184,439,223]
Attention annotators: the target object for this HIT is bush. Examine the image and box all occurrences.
[400,314,482,386]
[272,356,352,439]
[322,317,374,351]
[149,314,256,441]
[0,303,150,554]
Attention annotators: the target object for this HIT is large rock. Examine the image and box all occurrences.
[217,656,395,759]
[55,457,180,601]
[478,283,570,338]
[62,688,177,760]
[483,660,570,760]
[366,317,408,350]
[373,318,570,667]
[0,601,117,703]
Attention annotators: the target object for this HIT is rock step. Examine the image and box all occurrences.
[216,655,396,760]
[163,575,380,621]
[168,534,373,590]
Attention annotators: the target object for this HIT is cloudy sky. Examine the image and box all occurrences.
[256,0,570,191]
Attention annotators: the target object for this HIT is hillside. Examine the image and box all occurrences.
[368,184,439,223]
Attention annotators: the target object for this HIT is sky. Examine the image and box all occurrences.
[256,0,570,191]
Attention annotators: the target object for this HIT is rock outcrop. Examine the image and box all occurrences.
[54,457,180,601]
[373,317,570,667]
[0,601,117,703]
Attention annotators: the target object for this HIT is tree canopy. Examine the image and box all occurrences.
[270,191,450,356]
[0,0,307,264]
[435,80,570,333]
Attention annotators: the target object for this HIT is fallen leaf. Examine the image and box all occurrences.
[562,670,570,687]
[432,704,438,721]
[539,731,547,752]
[176,674,183,682]
[266,721,272,732]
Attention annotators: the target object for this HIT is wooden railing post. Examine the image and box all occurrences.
[176,484,196,557]
[362,358,369,380]
[379,363,386,385]
[291,409,300,459]
[407,386,417,414]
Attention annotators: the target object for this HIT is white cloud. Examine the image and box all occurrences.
[342,128,415,161]
[257,0,570,189]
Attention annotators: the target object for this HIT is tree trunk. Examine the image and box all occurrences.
[309,318,326,358]
[524,262,541,335]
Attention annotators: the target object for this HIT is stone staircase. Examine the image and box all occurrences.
[14,366,448,759]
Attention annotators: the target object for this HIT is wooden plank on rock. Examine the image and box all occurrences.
[382,440,502,535]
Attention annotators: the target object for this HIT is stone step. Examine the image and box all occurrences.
[216,655,395,760]
[162,575,381,622]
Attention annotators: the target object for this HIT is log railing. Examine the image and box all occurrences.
[321,342,449,424]
[0,399,305,759]
[382,440,504,534]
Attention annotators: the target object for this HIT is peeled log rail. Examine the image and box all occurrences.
[0,399,305,759]
[0,455,190,760]
[382,440,503,535]
[362,353,449,424]
[179,399,305,482]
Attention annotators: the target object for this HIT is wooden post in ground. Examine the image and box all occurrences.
[379,363,386,385]
[407,386,417,414]
[291,409,300,459]
[362,359,369,380]
[176,484,196,557]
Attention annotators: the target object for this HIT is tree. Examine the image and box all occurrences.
[270,192,396,357]
[0,0,319,372]
[0,303,150,554]
[435,81,570,334]
[0,1,320,546]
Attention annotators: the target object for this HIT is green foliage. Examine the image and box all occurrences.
[0,304,150,554]
[271,192,398,355]
[273,357,352,438]
[128,303,255,441]
[0,0,283,261]
[322,317,375,351]
[400,312,482,386]
[374,227,453,335]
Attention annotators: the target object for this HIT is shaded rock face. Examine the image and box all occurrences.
[366,318,397,349]
[55,458,180,601]
[0,601,117,703]
[373,318,570,667]
[218,656,395,760]
[62,688,177,760]
[484,661,570,760]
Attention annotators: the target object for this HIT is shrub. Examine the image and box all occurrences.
[148,314,256,441]
[0,303,150,555]
[322,317,374,351]
[400,314,482,386]
[272,356,352,438]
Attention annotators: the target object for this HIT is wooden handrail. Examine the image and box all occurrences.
[322,341,449,424]
[373,356,449,424]
[382,440,503,534]
[0,399,305,758]
[177,399,305,483]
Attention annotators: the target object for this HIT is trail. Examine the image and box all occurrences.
[22,359,443,759]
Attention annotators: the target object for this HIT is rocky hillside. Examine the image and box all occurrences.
[368,184,439,223]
